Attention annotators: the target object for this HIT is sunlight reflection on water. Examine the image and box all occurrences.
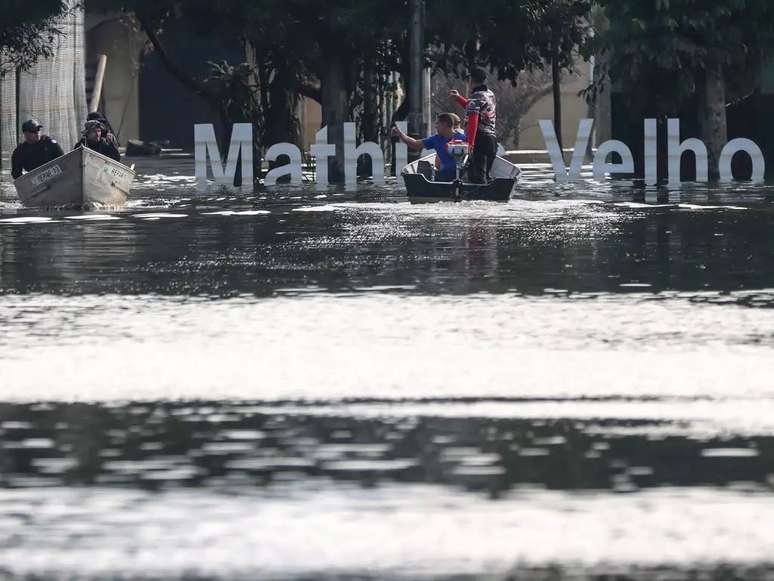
[2,157,774,579]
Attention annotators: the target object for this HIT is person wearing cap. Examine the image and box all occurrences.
[86,111,120,150]
[74,119,121,162]
[11,119,65,179]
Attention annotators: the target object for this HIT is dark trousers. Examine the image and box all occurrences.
[468,133,497,183]
[435,167,456,182]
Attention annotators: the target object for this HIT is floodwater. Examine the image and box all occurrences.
[2,157,774,579]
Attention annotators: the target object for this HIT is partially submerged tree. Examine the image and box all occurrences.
[426,0,591,154]
[100,0,593,180]
[0,0,74,76]
[530,0,592,154]
[592,0,774,178]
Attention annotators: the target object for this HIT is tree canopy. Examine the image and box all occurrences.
[590,0,774,177]
[99,0,594,177]
[592,0,774,115]
[0,0,74,76]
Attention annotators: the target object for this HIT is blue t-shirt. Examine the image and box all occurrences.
[422,130,466,174]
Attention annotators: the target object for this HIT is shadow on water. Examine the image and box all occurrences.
[2,400,774,580]
[2,400,773,492]
[0,166,774,296]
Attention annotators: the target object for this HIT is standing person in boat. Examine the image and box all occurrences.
[449,67,498,183]
[86,111,120,150]
[74,120,121,162]
[391,112,466,182]
[11,119,65,179]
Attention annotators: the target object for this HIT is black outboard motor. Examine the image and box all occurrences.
[448,140,469,202]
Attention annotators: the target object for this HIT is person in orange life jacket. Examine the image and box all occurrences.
[11,119,64,179]
[74,120,121,162]
[391,112,466,182]
[449,67,498,183]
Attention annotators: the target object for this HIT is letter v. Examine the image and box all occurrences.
[539,119,594,182]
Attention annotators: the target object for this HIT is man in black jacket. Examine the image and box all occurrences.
[11,119,65,179]
[86,111,120,150]
[74,120,121,162]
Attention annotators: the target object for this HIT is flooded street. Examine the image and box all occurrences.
[2,157,774,579]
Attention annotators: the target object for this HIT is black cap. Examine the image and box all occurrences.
[84,120,105,134]
[87,111,106,122]
[21,119,42,132]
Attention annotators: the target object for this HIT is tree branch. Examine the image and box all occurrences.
[136,13,214,102]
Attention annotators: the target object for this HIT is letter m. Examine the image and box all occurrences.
[194,123,253,192]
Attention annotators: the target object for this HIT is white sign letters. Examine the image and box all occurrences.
[539,118,765,185]
[194,119,767,191]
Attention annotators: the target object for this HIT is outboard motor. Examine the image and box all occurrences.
[447,140,469,201]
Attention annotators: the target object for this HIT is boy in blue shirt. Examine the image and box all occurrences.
[392,113,466,181]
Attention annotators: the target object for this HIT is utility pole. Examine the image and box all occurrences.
[423,67,432,136]
[0,73,3,172]
[408,0,424,141]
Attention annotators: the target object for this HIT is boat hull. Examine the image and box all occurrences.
[401,153,519,203]
[13,147,134,208]
[403,173,515,202]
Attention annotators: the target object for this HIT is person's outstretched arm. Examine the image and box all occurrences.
[449,89,469,108]
[391,126,424,150]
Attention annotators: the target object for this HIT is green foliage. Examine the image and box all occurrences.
[427,0,591,83]
[99,0,593,149]
[592,0,774,115]
[0,0,73,76]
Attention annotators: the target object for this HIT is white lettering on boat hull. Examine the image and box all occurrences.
[30,164,63,187]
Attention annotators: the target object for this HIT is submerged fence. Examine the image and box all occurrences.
[0,0,87,168]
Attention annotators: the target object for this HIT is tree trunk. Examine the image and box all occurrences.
[551,43,563,161]
[698,60,727,181]
[266,66,299,146]
[264,66,299,181]
[360,60,379,176]
[408,0,424,138]
[320,52,348,182]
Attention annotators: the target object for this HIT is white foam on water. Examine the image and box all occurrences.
[0,216,58,224]
[63,215,120,221]
[612,202,675,209]
[133,213,188,219]
[2,485,773,578]
[138,174,196,183]
[291,205,339,212]
[678,203,749,211]
[201,210,271,216]
[701,448,760,458]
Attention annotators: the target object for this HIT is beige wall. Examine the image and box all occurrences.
[298,97,322,150]
[85,13,145,143]
[297,60,593,153]
[517,60,593,151]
